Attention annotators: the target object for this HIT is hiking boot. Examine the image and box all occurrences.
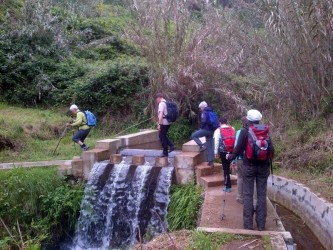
[258,227,265,231]
[207,161,214,167]
[223,187,232,193]
[81,145,89,151]
[199,145,206,151]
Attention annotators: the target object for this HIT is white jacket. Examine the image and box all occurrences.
[213,124,235,154]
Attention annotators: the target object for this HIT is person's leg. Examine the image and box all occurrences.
[72,129,90,150]
[236,159,244,203]
[255,165,270,230]
[221,152,231,189]
[159,125,170,157]
[242,164,256,230]
[205,132,214,163]
[191,129,212,148]
[164,125,175,151]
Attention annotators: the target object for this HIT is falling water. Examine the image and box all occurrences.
[71,160,173,250]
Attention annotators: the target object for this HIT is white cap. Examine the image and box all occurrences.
[247,109,262,122]
[198,101,208,109]
[69,104,78,111]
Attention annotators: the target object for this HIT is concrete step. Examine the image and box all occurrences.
[57,162,72,176]
[196,162,223,176]
[200,174,237,189]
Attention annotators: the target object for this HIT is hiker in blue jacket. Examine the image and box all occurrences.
[191,101,215,166]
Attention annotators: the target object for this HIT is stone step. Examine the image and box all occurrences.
[196,162,223,176]
[200,174,237,189]
[57,163,72,176]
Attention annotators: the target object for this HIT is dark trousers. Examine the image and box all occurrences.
[242,163,270,230]
[159,124,173,157]
[220,152,231,188]
[72,129,90,143]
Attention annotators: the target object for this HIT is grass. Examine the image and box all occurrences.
[167,182,203,231]
[0,167,84,249]
[0,103,146,162]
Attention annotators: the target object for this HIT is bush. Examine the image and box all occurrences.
[168,118,193,146]
[167,182,203,231]
[0,167,83,248]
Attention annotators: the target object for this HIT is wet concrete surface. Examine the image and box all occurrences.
[200,186,285,232]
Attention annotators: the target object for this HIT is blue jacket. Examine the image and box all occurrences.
[201,107,214,131]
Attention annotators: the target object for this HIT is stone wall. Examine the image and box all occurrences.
[267,175,333,250]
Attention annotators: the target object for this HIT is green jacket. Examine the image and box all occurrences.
[71,111,90,130]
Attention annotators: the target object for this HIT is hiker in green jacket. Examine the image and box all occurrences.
[67,104,90,151]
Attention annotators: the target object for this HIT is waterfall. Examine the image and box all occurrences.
[72,160,173,250]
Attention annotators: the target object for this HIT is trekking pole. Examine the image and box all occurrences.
[52,126,68,156]
[72,130,76,150]
[114,117,153,137]
[221,179,227,220]
[270,159,274,186]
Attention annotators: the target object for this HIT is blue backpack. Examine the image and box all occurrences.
[164,101,178,123]
[207,111,219,130]
[84,110,97,127]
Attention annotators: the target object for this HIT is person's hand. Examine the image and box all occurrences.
[157,124,161,131]
[226,153,230,160]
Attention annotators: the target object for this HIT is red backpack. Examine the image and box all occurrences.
[219,126,236,153]
[246,124,273,161]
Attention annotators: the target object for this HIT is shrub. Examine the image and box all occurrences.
[167,182,203,231]
[0,167,83,248]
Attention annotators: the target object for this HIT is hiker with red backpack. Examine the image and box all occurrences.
[214,117,236,193]
[226,109,274,231]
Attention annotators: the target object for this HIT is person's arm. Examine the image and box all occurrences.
[157,102,164,130]
[201,111,208,129]
[71,112,84,127]
[213,128,220,156]
[228,128,247,161]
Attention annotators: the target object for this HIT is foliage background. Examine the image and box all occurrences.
[1,0,333,248]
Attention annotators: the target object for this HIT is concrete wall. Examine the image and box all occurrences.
[60,129,160,180]
[267,175,333,250]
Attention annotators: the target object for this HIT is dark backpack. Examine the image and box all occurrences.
[219,126,236,153]
[84,110,97,127]
[246,124,273,161]
[164,101,178,123]
[207,111,219,130]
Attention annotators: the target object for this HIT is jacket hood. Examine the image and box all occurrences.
[204,106,213,112]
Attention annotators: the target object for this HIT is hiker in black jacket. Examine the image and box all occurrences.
[226,109,274,231]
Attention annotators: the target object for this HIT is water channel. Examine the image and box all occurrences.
[273,202,325,250]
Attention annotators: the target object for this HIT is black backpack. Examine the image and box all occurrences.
[164,101,178,123]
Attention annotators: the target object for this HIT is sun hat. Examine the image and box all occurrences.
[246,109,262,122]
[198,101,208,109]
[69,104,78,111]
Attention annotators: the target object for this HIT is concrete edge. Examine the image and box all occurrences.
[267,174,333,250]
[0,160,70,169]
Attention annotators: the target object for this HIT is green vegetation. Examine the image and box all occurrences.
[0,167,84,249]
[168,182,203,231]
[191,231,255,250]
